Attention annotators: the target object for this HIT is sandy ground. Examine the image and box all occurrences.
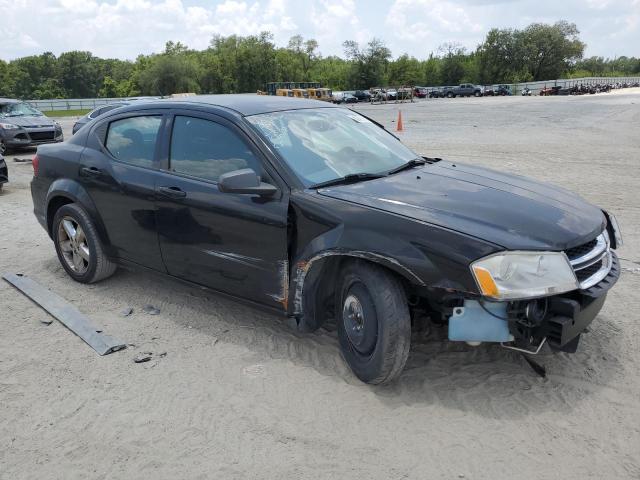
[1,92,639,480]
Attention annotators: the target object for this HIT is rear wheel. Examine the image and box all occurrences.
[0,140,8,155]
[53,203,116,283]
[337,260,411,384]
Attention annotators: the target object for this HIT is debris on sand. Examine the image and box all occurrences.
[142,304,160,315]
[133,352,153,363]
[120,307,134,317]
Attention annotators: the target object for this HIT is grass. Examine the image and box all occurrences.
[42,109,91,117]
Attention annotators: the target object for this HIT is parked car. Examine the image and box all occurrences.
[342,93,358,104]
[0,99,63,154]
[31,95,622,384]
[73,99,163,134]
[429,88,444,98]
[413,87,428,98]
[385,89,398,100]
[445,84,483,98]
[0,153,7,191]
[331,92,346,104]
[441,86,456,97]
[495,85,512,96]
[353,90,371,102]
[540,86,561,96]
[482,86,495,96]
[73,102,131,134]
[331,92,358,104]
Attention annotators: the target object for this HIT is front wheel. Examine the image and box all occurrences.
[53,203,117,283]
[337,260,411,384]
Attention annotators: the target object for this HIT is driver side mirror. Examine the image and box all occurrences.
[218,168,277,197]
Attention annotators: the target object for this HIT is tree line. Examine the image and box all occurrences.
[1,21,639,100]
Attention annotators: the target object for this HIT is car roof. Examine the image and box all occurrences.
[168,94,337,116]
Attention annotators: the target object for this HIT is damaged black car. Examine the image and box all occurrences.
[30,95,622,384]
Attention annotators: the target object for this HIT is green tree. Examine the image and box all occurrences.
[343,38,391,88]
[438,43,466,85]
[387,54,422,86]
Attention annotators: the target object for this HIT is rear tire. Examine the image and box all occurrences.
[336,260,411,384]
[52,203,116,283]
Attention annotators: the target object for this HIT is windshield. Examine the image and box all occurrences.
[0,102,43,118]
[247,108,420,186]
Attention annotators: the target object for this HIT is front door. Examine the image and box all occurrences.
[154,113,289,309]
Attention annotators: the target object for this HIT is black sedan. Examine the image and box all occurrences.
[31,95,622,384]
[0,99,63,154]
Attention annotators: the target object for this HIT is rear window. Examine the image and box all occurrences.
[105,116,162,168]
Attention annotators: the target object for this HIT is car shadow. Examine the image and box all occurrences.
[43,259,626,420]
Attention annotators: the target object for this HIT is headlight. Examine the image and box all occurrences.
[0,123,20,130]
[471,251,578,300]
[605,211,623,247]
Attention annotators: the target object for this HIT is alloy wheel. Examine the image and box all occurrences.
[57,216,90,274]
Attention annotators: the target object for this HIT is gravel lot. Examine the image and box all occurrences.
[1,92,639,480]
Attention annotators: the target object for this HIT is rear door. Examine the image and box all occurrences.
[154,111,290,309]
[81,111,167,271]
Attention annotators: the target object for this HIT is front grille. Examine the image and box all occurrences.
[565,231,612,290]
[575,259,603,282]
[565,238,598,261]
[28,131,55,141]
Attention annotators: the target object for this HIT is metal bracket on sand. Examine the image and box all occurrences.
[3,273,126,355]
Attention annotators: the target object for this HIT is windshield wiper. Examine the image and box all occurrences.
[311,172,386,189]
[386,158,426,175]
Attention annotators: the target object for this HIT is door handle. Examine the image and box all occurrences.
[157,186,187,198]
[81,166,102,176]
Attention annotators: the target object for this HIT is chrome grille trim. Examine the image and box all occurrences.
[569,231,609,269]
[568,231,613,290]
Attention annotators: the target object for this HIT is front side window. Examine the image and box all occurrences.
[169,116,261,182]
[247,108,419,186]
[105,116,162,168]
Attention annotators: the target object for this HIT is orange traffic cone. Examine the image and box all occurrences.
[396,110,404,132]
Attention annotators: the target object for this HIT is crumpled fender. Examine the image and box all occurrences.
[285,192,501,319]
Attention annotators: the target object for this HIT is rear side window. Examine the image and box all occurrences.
[169,116,262,182]
[105,116,161,168]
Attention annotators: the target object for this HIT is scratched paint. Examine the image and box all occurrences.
[291,250,425,316]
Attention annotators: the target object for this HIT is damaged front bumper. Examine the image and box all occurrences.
[449,251,621,353]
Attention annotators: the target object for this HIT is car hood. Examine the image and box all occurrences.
[318,161,605,251]
[1,115,56,128]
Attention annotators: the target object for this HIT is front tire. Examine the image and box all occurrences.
[337,260,411,384]
[53,203,116,283]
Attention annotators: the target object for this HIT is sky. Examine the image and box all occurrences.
[1,0,638,61]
